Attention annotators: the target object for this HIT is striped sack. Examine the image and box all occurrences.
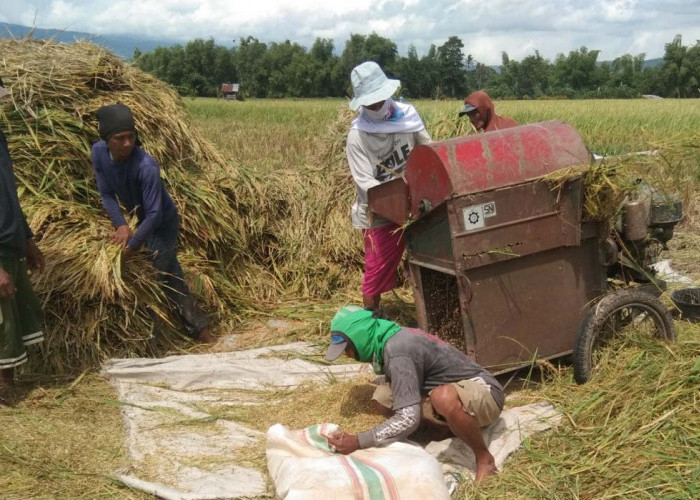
[266,423,449,500]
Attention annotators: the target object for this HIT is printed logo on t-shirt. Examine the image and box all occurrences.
[376,143,412,182]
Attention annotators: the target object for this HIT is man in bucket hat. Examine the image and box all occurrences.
[345,62,431,312]
[325,306,504,483]
[0,75,46,390]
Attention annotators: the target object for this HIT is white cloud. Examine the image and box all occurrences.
[3,0,700,64]
[368,16,407,37]
[602,0,637,21]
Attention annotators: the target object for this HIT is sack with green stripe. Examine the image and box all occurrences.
[266,423,449,499]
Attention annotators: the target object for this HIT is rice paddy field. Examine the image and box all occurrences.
[1,40,700,499]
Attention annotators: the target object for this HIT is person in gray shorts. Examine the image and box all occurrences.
[325,306,505,483]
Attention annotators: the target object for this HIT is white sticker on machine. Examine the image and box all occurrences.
[483,201,496,218]
[462,201,496,231]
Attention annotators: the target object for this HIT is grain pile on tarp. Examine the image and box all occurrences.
[102,341,563,498]
[0,38,256,372]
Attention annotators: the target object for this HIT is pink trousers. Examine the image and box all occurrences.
[362,223,406,296]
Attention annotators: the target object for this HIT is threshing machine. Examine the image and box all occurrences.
[368,121,681,383]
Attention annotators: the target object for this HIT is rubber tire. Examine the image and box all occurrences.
[573,289,675,384]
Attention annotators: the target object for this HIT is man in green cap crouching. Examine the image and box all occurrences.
[325,306,504,483]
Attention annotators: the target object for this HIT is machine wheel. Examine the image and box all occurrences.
[573,289,674,384]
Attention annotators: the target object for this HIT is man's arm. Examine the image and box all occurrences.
[328,402,421,454]
[329,356,423,453]
[25,238,44,273]
[126,161,164,251]
[415,129,432,145]
[91,148,128,229]
[99,191,128,229]
[358,356,423,448]
[357,403,421,448]
[1,130,44,272]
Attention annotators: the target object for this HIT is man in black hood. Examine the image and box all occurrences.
[0,75,46,389]
[92,103,214,343]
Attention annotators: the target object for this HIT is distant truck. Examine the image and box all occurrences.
[220,83,243,100]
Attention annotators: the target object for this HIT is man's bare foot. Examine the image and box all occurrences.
[197,329,217,344]
[474,457,498,483]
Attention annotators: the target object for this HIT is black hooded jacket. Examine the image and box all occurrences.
[0,128,32,258]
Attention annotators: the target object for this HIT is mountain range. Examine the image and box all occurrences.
[0,22,176,59]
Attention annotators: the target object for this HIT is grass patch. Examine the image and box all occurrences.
[457,322,700,498]
[0,374,147,499]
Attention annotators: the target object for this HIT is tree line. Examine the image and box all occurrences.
[133,34,700,99]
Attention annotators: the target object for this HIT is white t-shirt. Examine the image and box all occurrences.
[346,128,431,229]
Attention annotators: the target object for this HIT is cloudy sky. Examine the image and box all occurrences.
[4,0,700,64]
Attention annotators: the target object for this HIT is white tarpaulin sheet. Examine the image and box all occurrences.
[651,259,693,284]
[104,342,561,499]
[105,342,371,499]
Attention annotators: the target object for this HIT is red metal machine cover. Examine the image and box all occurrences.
[395,120,591,223]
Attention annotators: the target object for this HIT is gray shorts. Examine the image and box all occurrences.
[373,379,501,427]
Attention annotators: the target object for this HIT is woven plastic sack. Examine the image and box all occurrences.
[266,423,450,500]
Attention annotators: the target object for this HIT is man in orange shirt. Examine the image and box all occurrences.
[459,91,518,132]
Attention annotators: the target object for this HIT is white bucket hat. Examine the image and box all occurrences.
[348,61,400,111]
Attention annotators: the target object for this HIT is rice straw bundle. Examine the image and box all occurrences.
[0,39,255,371]
[0,38,368,372]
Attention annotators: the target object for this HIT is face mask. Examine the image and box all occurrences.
[363,99,392,121]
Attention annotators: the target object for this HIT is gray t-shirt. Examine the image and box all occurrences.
[346,128,431,229]
[356,328,505,449]
[383,328,505,410]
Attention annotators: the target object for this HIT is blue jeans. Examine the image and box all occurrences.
[146,214,208,337]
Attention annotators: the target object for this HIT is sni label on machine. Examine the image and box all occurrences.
[462,201,496,231]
